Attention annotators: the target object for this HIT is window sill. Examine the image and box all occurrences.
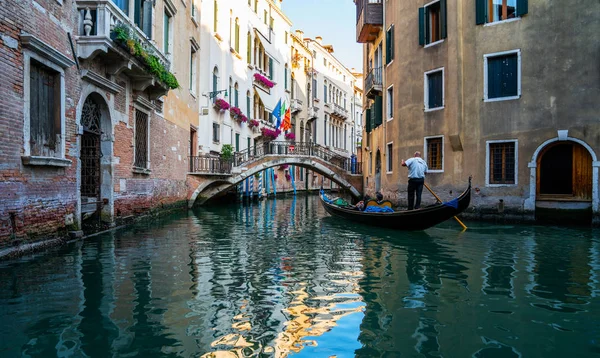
[22,156,72,167]
[484,95,520,103]
[386,171,393,175]
[386,117,393,121]
[484,17,521,27]
[214,33,222,42]
[424,39,445,48]
[191,16,199,28]
[213,141,220,145]
[424,106,444,112]
[486,183,517,187]
[247,64,254,70]
[386,60,394,67]
[427,170,444,173]
[230,47,242,60]
[190,91,196,99]
[132,167,151,175]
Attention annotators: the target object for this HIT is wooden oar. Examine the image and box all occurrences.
[424,183,467,230]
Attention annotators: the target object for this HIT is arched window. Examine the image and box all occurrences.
[246,90,251,119]
[247,32,252,64]
[234,18,240,53]
[229,77,232,103]
[213,0,218,33]
[234,82,239,107]
[212,66,219,103]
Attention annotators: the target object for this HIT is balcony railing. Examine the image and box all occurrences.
[189,155,233,174]
[307,106,318,119]
[365,67,383,98]
[291,98,303,113]
[332,103,349,119]
[356,0,383,43]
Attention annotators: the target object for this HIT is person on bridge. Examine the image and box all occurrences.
[401,151,428,210]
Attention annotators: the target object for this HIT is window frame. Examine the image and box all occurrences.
[133,107,151,171]
[212,122,220,143]
[484,0,519,25]
[424,67,445,112]
[386,24,394,65]
[486,139,518,187]
[386,85,394,121]
[386,141,393,174]
[423,0,445,48]
[22,48,69,164]
[424,135,444,173]
[483,49,521,102]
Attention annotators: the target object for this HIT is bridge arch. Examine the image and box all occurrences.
[188,155,362,207]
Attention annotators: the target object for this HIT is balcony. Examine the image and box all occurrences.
[76,0,173,99]
[291,98,303,114]
[365,67,383,98]
[356,0,383,43]
[332,103,349,120]
[307,107,318,120]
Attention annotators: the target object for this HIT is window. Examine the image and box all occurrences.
[246,91,251,119]
[134,110,149,169]
[487,141,517,185]
[285,31,288,44]
[134,0,152,37]
[386,25,394,64]
[484,50,521,101]
[269,17,274,30]
[254,0,258,13]
[284,64,288,90]
[476,0,527,25]
[189,45,197,93]
[234,83,239,107]
[247,32,252,64]
[213,0,218,33]
[234,18,240,53]
[312,78,317,99]
[386,142,393,173]
[324,58,327,66]
[212,66,219,103]
[191,0,197,21]
[212,123,220,143]
[28,60,62,158]
[386,85,393,120]
[264,10,267,25]
[425,136,443,172]
[229,77,232,103]
[419,0,447,46]
[235,133,240,152]
[324,84,327,103]
[424,68,444,111]
[163,11,172,55]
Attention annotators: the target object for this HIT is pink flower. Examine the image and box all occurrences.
[285,132,295,141]
[285,173,291,181]
[214,98,230,111]
[253,73,275,88]
[260,127,281,140]
[248,119,260,128]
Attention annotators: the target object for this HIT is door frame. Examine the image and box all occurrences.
[524,131,599,213]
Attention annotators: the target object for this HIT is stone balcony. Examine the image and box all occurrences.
[307,106,318,120]
[291,98,302,114]
[76,0,173,99]
[332,103,349,120]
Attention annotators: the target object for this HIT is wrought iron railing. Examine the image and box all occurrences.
[365,66,383,94]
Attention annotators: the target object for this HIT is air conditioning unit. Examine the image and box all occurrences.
[201,107,209,115]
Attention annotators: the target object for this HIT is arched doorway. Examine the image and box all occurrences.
[79,93,113,226]
[537,142,592,200]
[375,149,381,193]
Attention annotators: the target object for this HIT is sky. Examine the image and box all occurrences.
[281,0,362,72]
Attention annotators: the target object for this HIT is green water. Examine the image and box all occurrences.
[1,196,599,357]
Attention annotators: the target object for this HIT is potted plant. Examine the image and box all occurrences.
[248,119,260,129]
[253,73,275,89]
[284,132,295,141]
[221,144,234,160]
[214,98,230,111]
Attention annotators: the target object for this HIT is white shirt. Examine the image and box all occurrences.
[405,157,428,179]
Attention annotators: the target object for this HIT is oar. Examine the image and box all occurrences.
[424,183,467,230]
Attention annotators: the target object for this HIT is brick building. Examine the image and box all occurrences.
[0,0,201,246]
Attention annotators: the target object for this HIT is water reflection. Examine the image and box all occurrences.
[0,197,599,357]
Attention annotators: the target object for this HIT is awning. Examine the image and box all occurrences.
[255,88,278,112]
[254,28,284,65]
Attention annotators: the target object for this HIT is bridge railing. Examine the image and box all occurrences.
[189,155,232,174]
[232,141,362,174]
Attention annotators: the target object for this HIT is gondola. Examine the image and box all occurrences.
[319,178,471,231]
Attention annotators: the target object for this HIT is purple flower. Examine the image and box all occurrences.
[253,73,275,88]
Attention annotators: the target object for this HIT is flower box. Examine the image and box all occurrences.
[284,132,295,141]
[214,98,230,111]
[230,107,247,122]
[248,119,260,129]
[260,127,281,141]
[253,73,275,89]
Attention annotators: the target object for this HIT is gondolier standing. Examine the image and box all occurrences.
[401,152,428,210]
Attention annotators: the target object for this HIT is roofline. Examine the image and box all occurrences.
[268,0,293,26]
[305,38,358,81]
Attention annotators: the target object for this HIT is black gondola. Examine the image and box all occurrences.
[319,178,471,231]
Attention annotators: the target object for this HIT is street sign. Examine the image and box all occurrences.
[289,145,295,152]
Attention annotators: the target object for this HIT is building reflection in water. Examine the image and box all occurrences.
[1,199,600,357]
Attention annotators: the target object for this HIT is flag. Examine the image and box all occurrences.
[280,100,287,119]
[273,99,282,128]
[281,107,292,131]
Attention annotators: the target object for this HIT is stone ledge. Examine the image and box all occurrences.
[132,167,151,175]
[21,156,72,167]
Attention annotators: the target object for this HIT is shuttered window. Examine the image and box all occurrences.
[425,69,444,110]
[485,51,520,100]
[212,123,220,143]
[476,0,527,25]
[386,25,394,64]
[366,108,372,133]
[134,110,149,169]
[373,96,383,128]
[29,60,61,157]
[235,133,240,152]
[419,0,447,46]
[489,142,515,184]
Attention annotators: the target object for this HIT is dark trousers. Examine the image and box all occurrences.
[408,178,425,210]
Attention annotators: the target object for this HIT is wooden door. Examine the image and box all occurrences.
[537,142,592,201]
[572,144,592,200]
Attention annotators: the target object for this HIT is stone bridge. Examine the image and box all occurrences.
[186,142,363,207]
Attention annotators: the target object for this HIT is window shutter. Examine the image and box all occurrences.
[517,0,528,17]
[269,58,273,79]
[374,96,383,127]
[475,0,486,25]
[385,29,391,63]
[366,108,372,133]
[390,26,394,61]
[440,0,447,39]
[418,7,425,46]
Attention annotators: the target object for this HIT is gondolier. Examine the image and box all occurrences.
[401,151,428,210]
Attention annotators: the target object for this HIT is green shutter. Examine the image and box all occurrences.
[235,133,240,152]
[517,0,528,17]
[374,96,383,127]
[475,0,486,25]
[390,26,394,61]
[440,0,447,39]
[366,109,372,133]
[418,7,425,46]
[385,29,391,63]
[284,67,288,89]
[247,95,251,118]
[269,58,273,79]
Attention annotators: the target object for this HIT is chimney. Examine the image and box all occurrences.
[315,36,323,45]
[295,29,304,38]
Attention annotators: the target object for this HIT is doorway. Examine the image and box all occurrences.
[537,142,592,200]
[80,96,102,222]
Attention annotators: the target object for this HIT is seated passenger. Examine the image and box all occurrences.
[376,192,384,204]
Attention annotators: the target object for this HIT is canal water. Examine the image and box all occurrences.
[1,196,599,357]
